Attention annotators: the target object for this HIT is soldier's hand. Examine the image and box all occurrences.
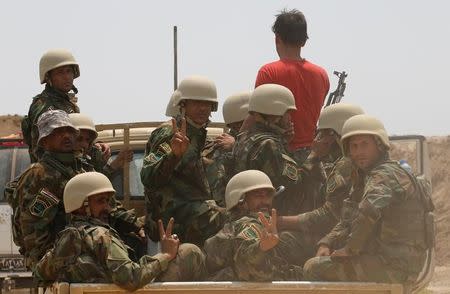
[95,142,112,162]
[310,130,335,159]
[331,247,350,258]
[170,118,190,159]
[257,209,279,252]
[316,244,331,257]
[159,218,179,261]
[109,148,133,170]
[214,133,235,151]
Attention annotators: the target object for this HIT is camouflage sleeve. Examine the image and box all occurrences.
[140,125,180,189]
[297,157,353,231]
[109,197,143,234]
[18,170,62,266]
[233,220,274,281]
[34,227,83,282]
[317,219,349,249]
[345,165,403,254]
[250,139,298,188]
[95,228,171,291]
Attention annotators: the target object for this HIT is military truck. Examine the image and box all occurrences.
[0,122,435,293]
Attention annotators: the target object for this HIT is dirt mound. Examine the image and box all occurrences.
[427,136,450,266]
[0,114,23,137]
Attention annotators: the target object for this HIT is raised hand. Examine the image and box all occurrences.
[170,118,190,158]
[109,148,133,170]
[158,218,179,261]
[257,208,279,252]
[315,244,331,257]
[214,133,235,151]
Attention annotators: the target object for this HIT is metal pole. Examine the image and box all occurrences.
[173,26,178,90]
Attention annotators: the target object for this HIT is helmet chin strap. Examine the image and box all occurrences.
[83,201,92,217]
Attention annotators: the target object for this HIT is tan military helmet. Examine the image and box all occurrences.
[318,103,365,136]
[173,75,218,112]
[64,172,115,213]
[341,114,390,156]
[222,91,251,125]
[165,91,181,117]
[249,84,296,116]
[39,48,80,84]
[225,170,275,211]
[69,113,98,139]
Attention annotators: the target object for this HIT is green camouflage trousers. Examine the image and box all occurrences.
[303,255,409,283]
[157,243,206,281]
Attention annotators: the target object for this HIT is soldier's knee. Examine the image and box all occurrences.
[177,243,206,280]
[303,256,324,281]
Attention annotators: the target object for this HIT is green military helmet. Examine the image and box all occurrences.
[318,103,365,136]
[165,91,181,117]
[341,114,390,156]
[39,48,80,84]
[225,170,275,211]
[173,75,218,112]
[64,172,115,213]
[249,84,296,116]
[69,113,98,139]
[222,91,251,125]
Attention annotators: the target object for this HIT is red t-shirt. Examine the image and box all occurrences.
[255,59,329,150]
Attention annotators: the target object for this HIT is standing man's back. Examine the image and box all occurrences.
[255,9,329,161]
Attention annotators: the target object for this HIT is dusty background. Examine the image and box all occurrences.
[0,115,448,292]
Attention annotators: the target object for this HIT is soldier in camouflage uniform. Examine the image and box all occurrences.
[69,113,133,178]
[141,76,224,246]
[69,113,147,258]
[21,49,110,163]
[232,84,323,216]
[16,110,83,269]
[202,91,251,206]
[276,104,365,266]
[204,170,302,281]
[35,172,206,291]
[303,114,429,284]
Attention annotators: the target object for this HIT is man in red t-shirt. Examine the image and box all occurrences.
[255,9,330,163]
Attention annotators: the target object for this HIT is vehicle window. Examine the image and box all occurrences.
[110,151,145,199]
[0,149,13,201]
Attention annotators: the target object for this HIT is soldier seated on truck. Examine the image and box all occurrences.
[69,112,147,258]
[303,114,433,284]
[35,172,206,292]
[69,113,133,179]
[141,76,225,247]
[204,170,302,281]
[275,103,365,267]
[202,91,251,207]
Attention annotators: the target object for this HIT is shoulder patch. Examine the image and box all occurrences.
[145,152,161,164]
[29,188,60,217]
[238,223,262,240]
[281,154,298,182]
[159,142,172,154]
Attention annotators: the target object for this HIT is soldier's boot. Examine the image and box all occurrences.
[158,243,206,281]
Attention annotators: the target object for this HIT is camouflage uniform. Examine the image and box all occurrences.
[232,122,322,215]
[204,212,302,281]
[303,160,427,283]
[141,120,224,246]
[77,150,147,259]
[16,151,83,268]
[35,215,206,291]
[22,85,80,162]
[277,154,353,267]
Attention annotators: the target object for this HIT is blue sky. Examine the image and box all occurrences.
[1,0,449,135]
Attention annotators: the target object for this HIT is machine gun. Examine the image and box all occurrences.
[325,71,347,106]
